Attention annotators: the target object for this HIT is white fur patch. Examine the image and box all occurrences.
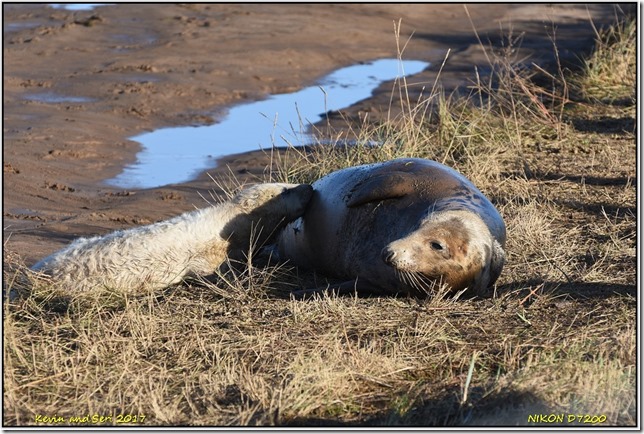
[31,183,311,293]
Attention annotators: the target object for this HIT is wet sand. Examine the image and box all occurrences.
[3,3,627,264]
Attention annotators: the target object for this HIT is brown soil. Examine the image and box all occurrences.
[2,3,627,265]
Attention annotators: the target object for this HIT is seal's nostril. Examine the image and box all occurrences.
[382,248,396,265]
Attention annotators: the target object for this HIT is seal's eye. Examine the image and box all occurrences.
[430,241,444,251]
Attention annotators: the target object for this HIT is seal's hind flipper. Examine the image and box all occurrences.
[345,172,417,207]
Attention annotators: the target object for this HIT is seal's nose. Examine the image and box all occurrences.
[381,247,396,265]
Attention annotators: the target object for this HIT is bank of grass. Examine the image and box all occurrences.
[577,17,636,104]
[3,17,636,427]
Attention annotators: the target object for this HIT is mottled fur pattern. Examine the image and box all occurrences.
[384,210,506,294]
[31,183,312,293]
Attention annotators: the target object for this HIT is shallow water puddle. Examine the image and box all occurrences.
[107,59,429,189]
[50,4,111,11]
[24,92,96,104]
[3,22,41,33]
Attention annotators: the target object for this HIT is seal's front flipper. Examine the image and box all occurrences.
[345,172,417,207]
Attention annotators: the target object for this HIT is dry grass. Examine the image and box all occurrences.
[577,16,637,104]
[3,16,637,427]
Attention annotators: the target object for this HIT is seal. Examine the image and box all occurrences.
[277,158,506,297]
[31,183,313,293]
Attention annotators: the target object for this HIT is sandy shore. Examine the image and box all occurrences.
[3,3,627,264]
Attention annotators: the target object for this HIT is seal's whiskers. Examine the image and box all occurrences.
[395,268,437,296]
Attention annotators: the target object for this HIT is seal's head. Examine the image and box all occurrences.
[381,210,505,296]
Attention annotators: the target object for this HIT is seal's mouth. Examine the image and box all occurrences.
[381,246,422,273]
[381,246,437,295]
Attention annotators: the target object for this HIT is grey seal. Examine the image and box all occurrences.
[277,158,506,296]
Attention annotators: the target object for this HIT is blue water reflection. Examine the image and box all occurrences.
[107,59,429,189]
[24,92,95,103]
[50,4,110,11]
